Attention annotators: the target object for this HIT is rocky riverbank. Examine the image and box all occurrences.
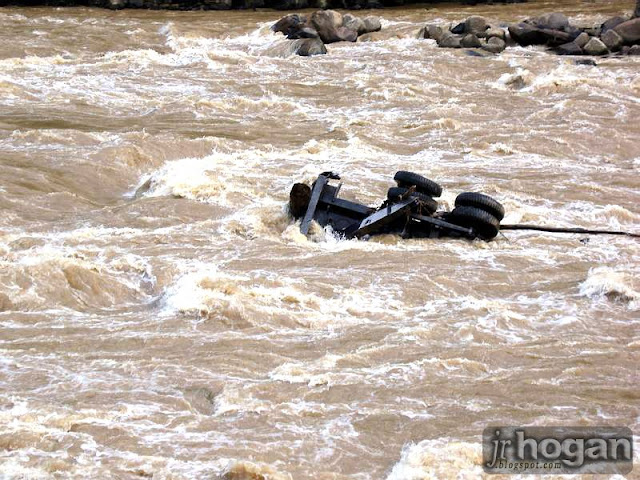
[272,1,640,58]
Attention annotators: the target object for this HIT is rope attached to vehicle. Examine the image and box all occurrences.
[500,224,640,238]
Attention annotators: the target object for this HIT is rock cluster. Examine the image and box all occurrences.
[509,11,640,56]
[272,11,381,56]
[417,3,640,58]
[418,15,507,54]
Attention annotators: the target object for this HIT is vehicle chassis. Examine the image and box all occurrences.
[297,172,477,240]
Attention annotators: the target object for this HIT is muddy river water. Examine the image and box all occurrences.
[0,1,639,478]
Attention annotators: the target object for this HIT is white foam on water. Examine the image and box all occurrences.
[579,267,640,309]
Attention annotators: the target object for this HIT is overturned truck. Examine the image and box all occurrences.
[289,171,506,241]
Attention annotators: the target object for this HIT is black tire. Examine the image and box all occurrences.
[449,206,500,240]
[387,187,438,215]
[455,192,505,221]
[394,171,442,198]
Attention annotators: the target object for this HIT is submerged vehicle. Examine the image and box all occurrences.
[289,171,506,241]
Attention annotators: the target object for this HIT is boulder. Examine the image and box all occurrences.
[555,41,583,55]
[613,18,640,44]
[509,22,546,46]
[461,34,482,48]
[465,15,489,35]
[293,38,327,56]
[451,22,466,35]
[363,16,382,33]
[418,24,444,41]
[624,44,640,54]
[482,36,506,53]
[575,58,597,66]
[534,12,569,31]
[272,14,307,35]
[601,29,624,51]
[342,13,366,36]
[538,28,575,46]
[287,27,319,39]
[336,26,358,42]
[601,16,627,34]
[437,32,462,48]
[310,10,343,44]
[574,32,590,48]
[485,28,506,41]
[583,37,608,56]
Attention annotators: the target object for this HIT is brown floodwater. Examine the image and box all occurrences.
[0,1,639,478]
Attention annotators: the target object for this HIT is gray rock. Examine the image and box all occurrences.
[287,26,319,39]
[293,38,327,56]
[601,29,623,51]
[535,12,569,31]
[482,36,506,53]
[363,16,382,34]
[336,26,358,43]
[601,16,627,34]
[574,32,590,48]
[614,18,640,44]
[465,16,489,35]
[509,22,546,46]
[627,45,640,55]
[583,37,609,56]
[461,34,482,48]
[310,10,343,44]
[418,24,444,41]
[437,32,462,49]
[272,14,307,35]
[575,58,597,66]
[342,14,366,36]
[555,41,583,55]
[485,28,506,41]
[451,22,466,35]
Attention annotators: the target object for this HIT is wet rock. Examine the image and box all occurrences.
[287,26,319,39]
[289,183,311,218]
[310,10,343,44]
[363,16,382,33]
[272,13,307,35]
[451,22,466,34]
[614,18,640,44]
[583,37,608,56]
[575,58,597,66]
[336,26,358,42]
[555,41,583,55]
[418,24,444,41]
[534,12,569,30]
[461,34,482,48]
[293,38,327,56]
[601,29,624,51]
[509,22,545,46]
[538,28,575,47]
[342,13,366,36]
[601,16,627,34]
[485,28,506,41]
[437,32,462,48]
[622,44,640,55]
[482,36,506,53]
[574,32,590,48]
[465,15,488,35]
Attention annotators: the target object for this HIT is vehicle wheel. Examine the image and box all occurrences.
[455,192,505,221]
[387,187,438,215]
[449,206,500,240]
[393,171,442,198]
